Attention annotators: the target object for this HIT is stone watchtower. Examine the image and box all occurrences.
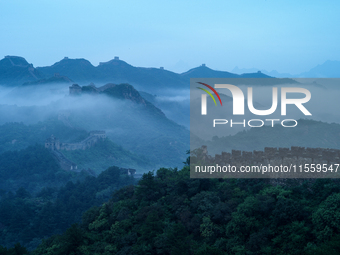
[45,135,60,150]
[69,84,82,95]
[89,130,106,139]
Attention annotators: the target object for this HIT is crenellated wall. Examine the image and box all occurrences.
[51,149,78,171]
[45,131,106,151]
[45,131,106,171]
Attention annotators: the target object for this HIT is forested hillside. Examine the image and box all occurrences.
[0,120,88,154]
[0,144,80,193]
[0,166,135,251]
[0,120,152,174]
[27,165,340,255]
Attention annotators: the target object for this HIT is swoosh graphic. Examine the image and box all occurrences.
[197,82,222,106]
[197,87,217,106]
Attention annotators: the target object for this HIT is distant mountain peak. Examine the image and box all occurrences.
[35,57,97,83]
[98,57,132,67]
[300,60,340,78]
[0,56,43,86]
[240,71,272,78]
[52,57,94,67]
[68,82,166,118]
[70,82,146,104]
[1,56,31,68]
[181,64,239,78]
[188,64,212,71]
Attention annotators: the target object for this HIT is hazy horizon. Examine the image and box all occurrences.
[1,0,339,74]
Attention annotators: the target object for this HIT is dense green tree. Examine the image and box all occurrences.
[4,164,340,254]
[0,166,136,251]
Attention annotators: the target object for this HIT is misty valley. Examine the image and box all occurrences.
[1,55,340,254]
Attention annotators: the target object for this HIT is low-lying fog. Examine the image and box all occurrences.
[0,84,191,129]
[1,79,339,140]
[0,83,190,168]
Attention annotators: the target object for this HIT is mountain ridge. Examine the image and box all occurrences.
[0,56,273,90]
[232,60,340,78]
[0,56,44,85]
[1,55,339,90]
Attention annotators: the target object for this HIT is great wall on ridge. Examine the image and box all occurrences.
[45,130,106,172]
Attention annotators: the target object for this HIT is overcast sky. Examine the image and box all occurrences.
[1,0,339,74]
